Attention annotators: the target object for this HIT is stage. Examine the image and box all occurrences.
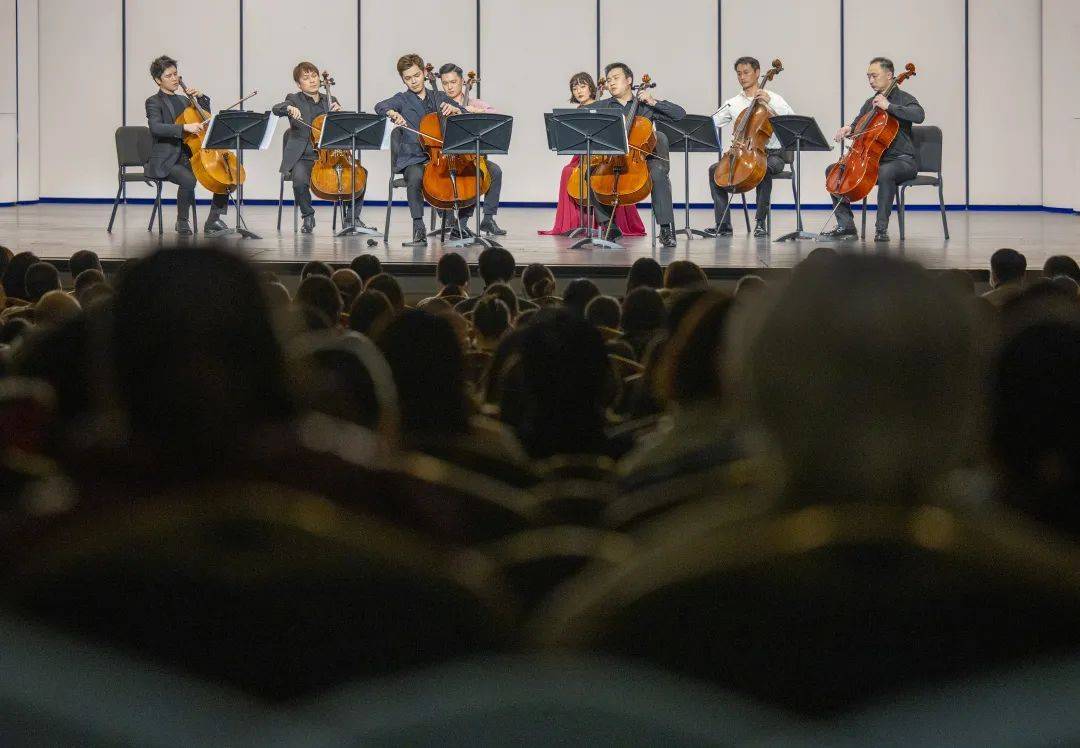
[2,203,1076,280]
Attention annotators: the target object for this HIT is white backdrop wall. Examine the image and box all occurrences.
[5,0,1075,211]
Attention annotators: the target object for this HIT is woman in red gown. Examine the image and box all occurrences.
[539,72,646,236]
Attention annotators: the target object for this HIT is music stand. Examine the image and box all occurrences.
[318,111,386,237]
[769,115,832,242]
[656,115,719,239]
[550,110,628,250]
[441,113,513,249]
[203,110,273,239]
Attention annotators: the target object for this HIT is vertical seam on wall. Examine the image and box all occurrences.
[717,0,722,107]
[595,0,600,81]
[239,0,244,107]
[15,0,19,202]
[476,0,481,99]
[964,0,970,208]
[121,0,126,200]
[121,0,126,126]
[839,0,845,126]
[362,0,367,105]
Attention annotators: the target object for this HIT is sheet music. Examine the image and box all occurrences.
[200,113,216,149]
[381,120,395,150]
[259,115,279,150]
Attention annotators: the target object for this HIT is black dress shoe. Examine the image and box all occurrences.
[480,216,507,236]
[403,223,427,247]
[301,215,315,234]
[820,226,858,240]
[874,229,890,242]
[175,218,193,236]
[753,220,768,238]
[659,224,677,248]
[604,225,623,242]
[203,218,233,237]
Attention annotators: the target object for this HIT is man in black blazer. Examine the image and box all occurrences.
[375,53,466,247]
[145,55,231,237]
[272,61,361,234]
[821,56,925,243]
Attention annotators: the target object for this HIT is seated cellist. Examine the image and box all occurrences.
[821,57,924,242]
[144,55,230,237]
[592,62,685,248]
[374,53,466,248]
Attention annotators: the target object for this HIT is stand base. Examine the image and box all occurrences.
[774,230,818,242]
[571,237,623,250]
[446,236,503,250]
[675,228,712,239]
[336,222,380,238]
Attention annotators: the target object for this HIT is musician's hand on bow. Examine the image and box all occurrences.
[872,94,890,111]
[386,110,406,126]
[440,101,460,117]
[834,125,852,143]
[286,105,302,120]
[330,101,342,112]
[182,121,206,134]
[637,90,657,107]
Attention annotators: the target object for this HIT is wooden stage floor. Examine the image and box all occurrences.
[2,203,1076,278]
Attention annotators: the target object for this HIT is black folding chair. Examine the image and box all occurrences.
[107,126,195,234]
[862,125,948,240]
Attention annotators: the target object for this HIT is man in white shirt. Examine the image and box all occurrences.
[706,57,794,238]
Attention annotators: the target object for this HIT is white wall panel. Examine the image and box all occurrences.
[721,0,841,207]
[0,0,16,204]
[124,0,239,203]
[601,0,718,206]
[1042,0,1080,210]
[845,0,965,205]
[17,0,39,201]
[359,0,474,210]
[242,0,357,202]
[969,0,1040,205]
[38,0,121,199]
[481,0,593,207]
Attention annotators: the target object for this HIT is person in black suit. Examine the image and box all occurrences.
[144,55,230,237]
[592,62,686,248]
[374,53,466,247]
[272,61,360,234]
[821,56,925,243]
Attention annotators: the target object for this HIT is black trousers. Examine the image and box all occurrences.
[709,153,786,229]
[166,154,227,222]
[290,158,317,218]
[592,130,675,227]
[828,156,918,232]
[403,164,427,222]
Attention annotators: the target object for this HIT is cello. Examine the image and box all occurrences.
[826,62,917,203]
[570,74,658,209]
[175,78,251,195]
[712,59,784,193]
[308,70,367,202]
[418,64,491,211]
